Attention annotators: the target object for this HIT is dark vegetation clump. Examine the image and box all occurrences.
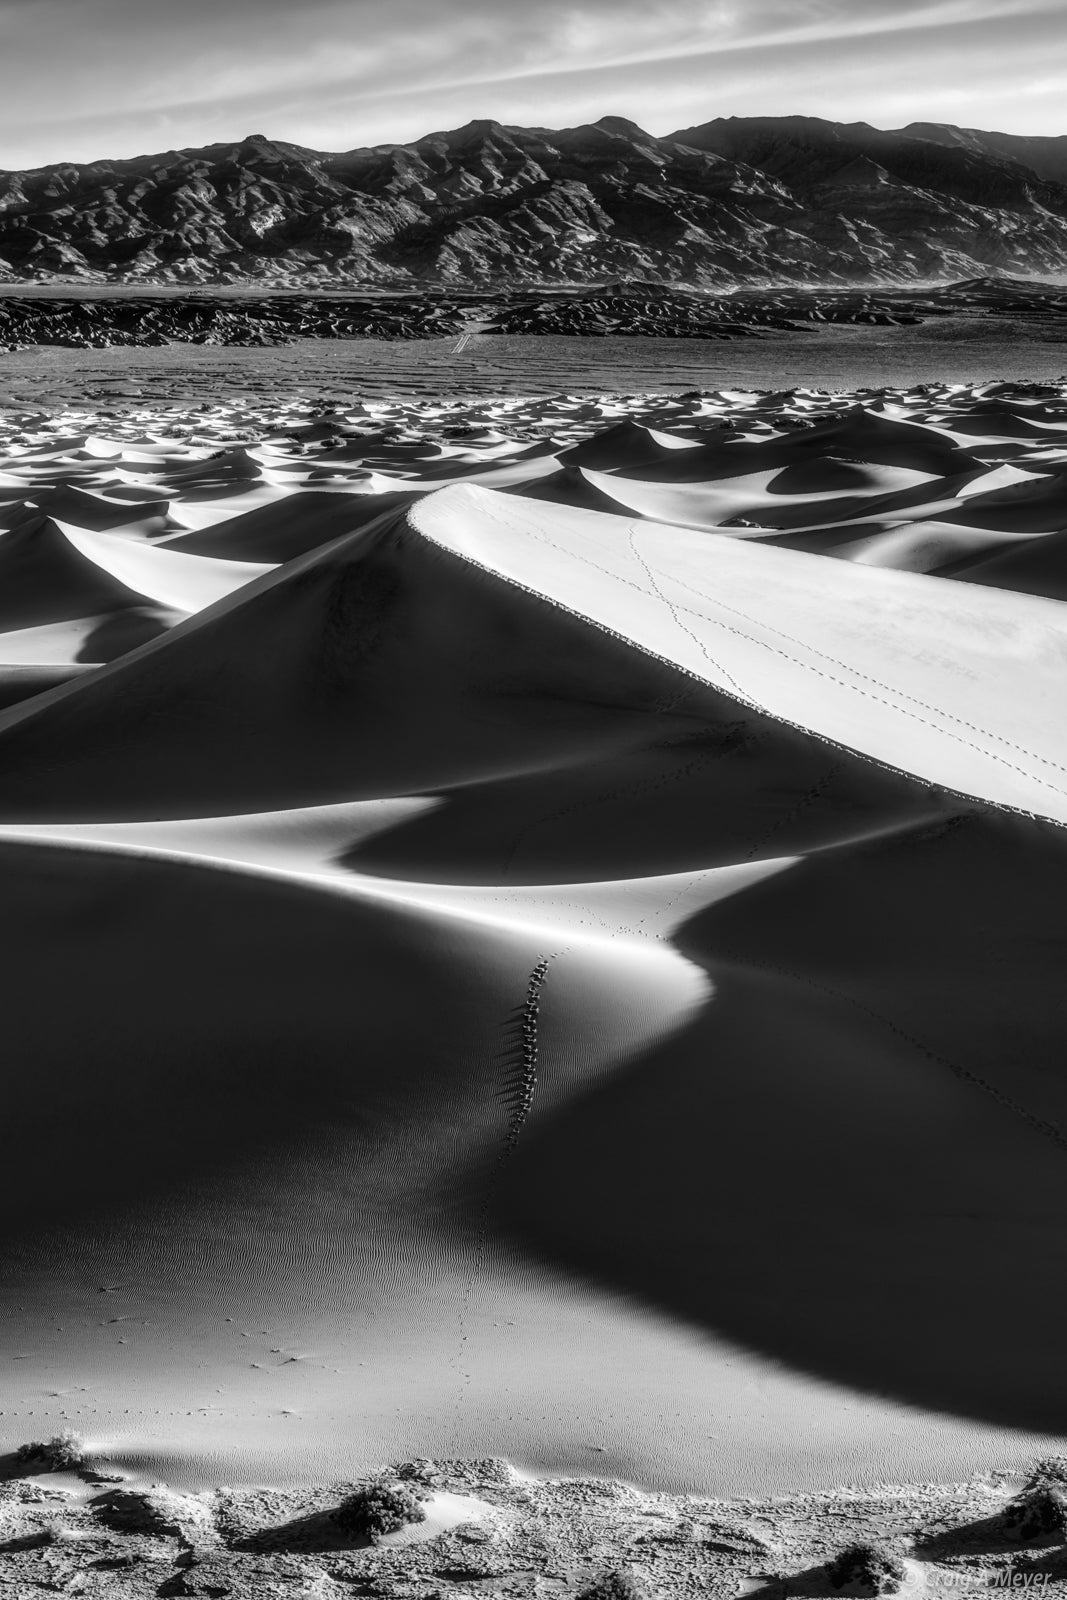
[825,1540,907,1594]
[14,1430,88,1472]
[330,1482,427,1541]
[1001,1487,1067,1542]
[577,1569,648,1600]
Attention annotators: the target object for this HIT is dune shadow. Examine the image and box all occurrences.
[338,710,942,887]
[943,524,1067,601]
[164,490,414,563]
[0,1448,102,1484]
[0,836,512,1242]
[0,517,153,632]
[234,1507,373,1554]
[0,1451,29,1483]
[0,665,96,712]
[0,1530,54,1553]
[490,806,1067,1435]
[913,1510,1061,1560]
[982,1549,1067,1585]
[742,1558,892,1599]
[75,605,180,663]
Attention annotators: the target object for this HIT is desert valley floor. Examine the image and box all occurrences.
[3,333,1067,1594]
[0,313,1064,414]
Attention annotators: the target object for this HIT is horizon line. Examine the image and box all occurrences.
[4,109,1064,173]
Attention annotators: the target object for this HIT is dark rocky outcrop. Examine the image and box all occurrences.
[3,275,1067,349]
[0,294,466,347]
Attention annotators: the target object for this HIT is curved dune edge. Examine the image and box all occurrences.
[4,383,1067,1501]
[0,816,793,952]
[54,518,276,612]
[409,483,1067,825]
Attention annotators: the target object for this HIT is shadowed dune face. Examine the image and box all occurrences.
[0,837,511,1237]
[74,606,180,663]
[0,663,94,709]
[3,380,1067,1493]
[0,520,756,821]
[603,406,979,482]
[0,516,172,631]
[946,526,1067,601]
[163,488,420,563]
[341,716,944,886]
[494,810,1067,1435]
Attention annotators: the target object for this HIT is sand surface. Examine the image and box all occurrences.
[4,1452,1066,1599]
[1,322,1066,413]
[2,374,1067,1506]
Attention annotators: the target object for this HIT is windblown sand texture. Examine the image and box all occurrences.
[2,379,1067,1497]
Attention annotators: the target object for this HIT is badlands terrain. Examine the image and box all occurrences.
[2,277,1067,351]
[4,363,1067,1596]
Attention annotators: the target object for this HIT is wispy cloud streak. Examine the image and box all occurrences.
[0,0,1063,167]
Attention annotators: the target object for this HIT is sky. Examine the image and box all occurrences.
[0,0,1064,169]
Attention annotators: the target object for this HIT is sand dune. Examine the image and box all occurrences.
[411,483,1067,822]
[54,518,275,613]
[0,661,94,709]
[0,515,169,631]
[3,379,1067,1500]
[499,806,1067,1440]
[162,488,418,562]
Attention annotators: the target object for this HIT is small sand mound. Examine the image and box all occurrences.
[90,1485,213,1539]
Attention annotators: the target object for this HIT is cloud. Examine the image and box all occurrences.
[0,0,1063,167]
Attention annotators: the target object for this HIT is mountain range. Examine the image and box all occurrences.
[3,114,1067,288]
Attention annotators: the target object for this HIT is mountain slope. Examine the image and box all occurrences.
[900,121,1067,190]
[3,114,1067,287]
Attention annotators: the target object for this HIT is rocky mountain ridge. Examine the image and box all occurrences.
[2,114,1067,288]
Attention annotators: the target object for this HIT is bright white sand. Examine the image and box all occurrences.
[1,382,1067,1498]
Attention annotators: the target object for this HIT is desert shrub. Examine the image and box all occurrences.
[1001,1487,1067,1541]
[577,1569,647,1600]
[826,1540,906,1594]
[331,1482,427,1541]
[14,1430,87,1472]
